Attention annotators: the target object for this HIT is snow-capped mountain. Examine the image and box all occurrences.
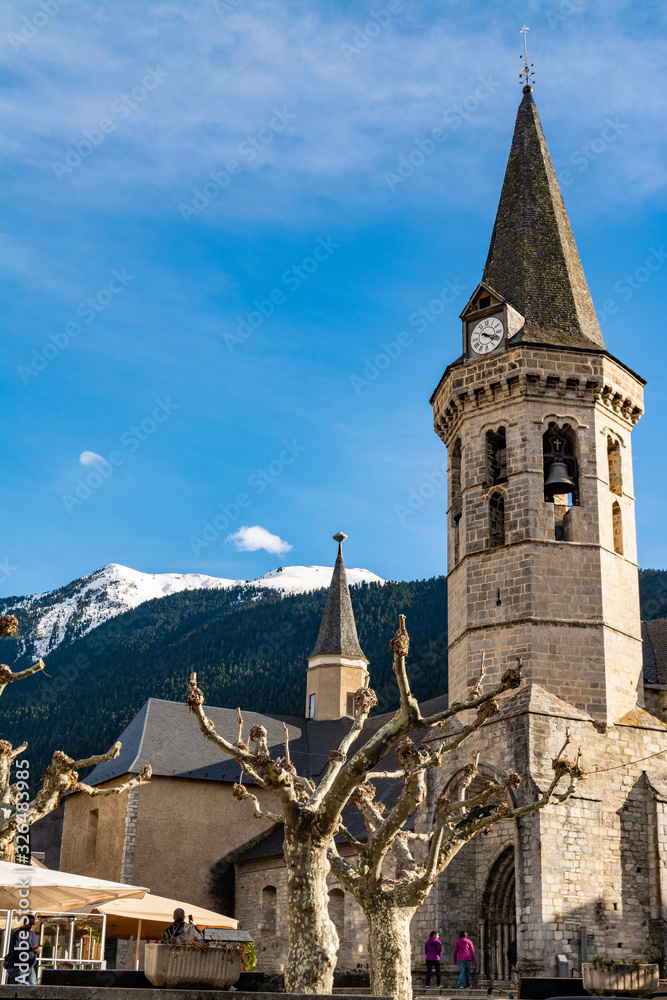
[0,562,384,665]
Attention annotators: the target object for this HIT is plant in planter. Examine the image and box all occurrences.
[583,956,658,996]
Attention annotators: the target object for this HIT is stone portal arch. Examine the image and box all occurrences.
[480,846,516,981]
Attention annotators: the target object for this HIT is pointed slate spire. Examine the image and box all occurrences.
[308,532,368,661]
[483,86,605,350]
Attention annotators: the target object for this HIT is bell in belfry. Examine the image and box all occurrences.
[544,459,575,498]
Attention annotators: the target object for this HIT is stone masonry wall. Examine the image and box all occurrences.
[435,343,643,725]
[236,853,369,975]
[412,692,667,977]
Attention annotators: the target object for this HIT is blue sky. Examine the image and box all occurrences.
[2,0,666,596]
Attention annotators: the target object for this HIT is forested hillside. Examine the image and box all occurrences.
[0,577,447,782]
[639,569,667,622]
[2,567,666,786]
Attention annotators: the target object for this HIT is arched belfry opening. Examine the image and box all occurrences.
[543,424,579,506]
[485,427,507,486]
[543,423,579,541]
[480,847,516,981]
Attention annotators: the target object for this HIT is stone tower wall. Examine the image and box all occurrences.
[414,696,667,979]
[434,343,644,724]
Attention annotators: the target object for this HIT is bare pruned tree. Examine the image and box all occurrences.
[187,615,529,995]
[327,694,582,1000]
[0,614,151,860]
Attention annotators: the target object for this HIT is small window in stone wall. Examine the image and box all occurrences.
[607,437,622,495]
[612,500,623,555]
[261,885,277,935]
[485,428,507,486]
[453,512,462,565]
[346,692,355,717]
[328,889,345,944]
[451,438,462,511]
[489,492,505,548]
[451,438,463,565]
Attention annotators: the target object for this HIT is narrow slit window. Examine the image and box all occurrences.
[451,438,462,511]
[453,512,462,565]
[489,492,505,548]
[612,500,623,555]
[308,693,316,719]
[607,437,622,495]
[346,692,355,717]
[261,886,277,935]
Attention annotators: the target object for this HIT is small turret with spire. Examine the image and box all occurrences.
[305,532,369,721]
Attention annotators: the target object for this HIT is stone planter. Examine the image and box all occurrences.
[145,930,252,990]
[581,962,660,996]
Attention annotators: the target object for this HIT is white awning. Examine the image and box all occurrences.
[78,892,237,939]
[0,861,148,911]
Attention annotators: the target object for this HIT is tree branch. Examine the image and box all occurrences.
[308,686,378,813]
[0,742,151,856]
[282,722,291,768]
[327,842,362,890]
[324,639,522,828]
[390,615,415,710]
[187,674,298,812]
[231,781,283,823]
[69,742,122,771]
[0,660,45,697]
[365,741,431,880]
[336,822,365,852]
[74,766,152,797]
[436,734,582,868]
[419,664,522,730]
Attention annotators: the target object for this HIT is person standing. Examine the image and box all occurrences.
[5,914,41,985]
[507,938,517,978]
[453,930,476,989]
[424,931,442,988]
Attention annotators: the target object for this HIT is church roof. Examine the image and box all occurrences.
[83,693,449,790]
[308,533,368,662]
[483,86,605,351]
[643,619,667,685]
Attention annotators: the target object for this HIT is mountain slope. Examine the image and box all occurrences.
[0,562,383,666]
[0,576,445,784]
[1,567,665,787]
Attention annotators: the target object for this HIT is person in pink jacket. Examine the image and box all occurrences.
[453,930,476,989]
[424,931,442,987]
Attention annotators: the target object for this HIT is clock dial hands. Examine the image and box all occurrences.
[470,316,504,356]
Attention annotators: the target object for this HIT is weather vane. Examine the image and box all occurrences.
[519,25,535,87]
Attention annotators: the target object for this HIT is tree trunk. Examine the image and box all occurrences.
[367,902,418,1000]
[284,828,338,994]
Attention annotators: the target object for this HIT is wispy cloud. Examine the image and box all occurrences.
[227,525,293,555]
[2,0,665,238]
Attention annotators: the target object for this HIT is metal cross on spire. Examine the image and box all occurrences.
[519,25,535,88]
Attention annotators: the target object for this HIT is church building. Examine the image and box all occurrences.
[416,80,667,980]
[57,82,667,982]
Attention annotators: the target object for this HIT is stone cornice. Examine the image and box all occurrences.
[434,366,643,444]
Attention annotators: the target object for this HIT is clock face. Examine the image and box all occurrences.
[470,316,504,355]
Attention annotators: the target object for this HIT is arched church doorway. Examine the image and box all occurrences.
[480,846,516,981]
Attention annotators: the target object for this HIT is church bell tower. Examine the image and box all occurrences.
[431,84,645,726]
